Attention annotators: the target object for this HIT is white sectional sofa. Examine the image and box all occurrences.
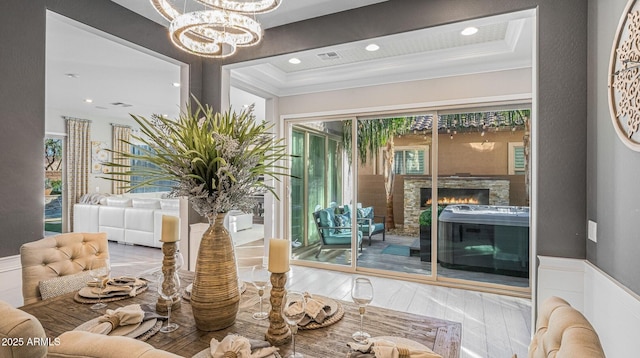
[73,196,180,248]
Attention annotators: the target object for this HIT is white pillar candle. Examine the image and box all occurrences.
[161,215,180,242]
[268,238,290,273]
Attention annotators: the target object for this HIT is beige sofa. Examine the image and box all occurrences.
[528,296,605,357]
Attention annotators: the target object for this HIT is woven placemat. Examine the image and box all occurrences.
[136,320,163,341]
[73,285,148,304]
[298,298,344,330]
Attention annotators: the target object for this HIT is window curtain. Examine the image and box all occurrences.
[65,118,91,232]
[112,125,131,194]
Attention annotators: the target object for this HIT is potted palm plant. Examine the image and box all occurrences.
[106,98,289,331]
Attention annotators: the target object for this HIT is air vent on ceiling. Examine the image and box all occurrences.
[317,51,341,60]
[111,102,132,108]
[95,106,108,110]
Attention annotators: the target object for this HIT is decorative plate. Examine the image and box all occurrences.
[73,286,148,304]
[609,0,640,150]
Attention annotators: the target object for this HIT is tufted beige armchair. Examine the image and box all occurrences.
[528,296,605,358]
[20,232,109,305]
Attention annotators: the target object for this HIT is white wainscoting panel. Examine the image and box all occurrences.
[538,256,640,358]
[0,254,23,307]
[537,255,585,311]
[584,262,640,358]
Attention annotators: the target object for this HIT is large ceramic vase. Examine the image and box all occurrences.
[190,212,240,331]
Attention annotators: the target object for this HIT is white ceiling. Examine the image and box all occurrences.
[45,1,534,124]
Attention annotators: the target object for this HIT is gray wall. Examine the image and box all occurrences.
[1,0,592,291]
[0,0,212,257]
[588,0,640,294]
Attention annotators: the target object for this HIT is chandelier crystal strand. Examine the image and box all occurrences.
[195,0,280,14]
[151,0,181,21]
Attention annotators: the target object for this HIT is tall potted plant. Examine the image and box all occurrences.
[106,98,288,331]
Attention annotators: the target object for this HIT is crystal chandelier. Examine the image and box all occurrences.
[150,0,281,58]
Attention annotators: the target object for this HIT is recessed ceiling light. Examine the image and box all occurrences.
[65,73,80,79]
[84,98,93,103]
[365,44,380,52]
[172,82,180,87]
[461,27,478,36]
[289,57,301,65]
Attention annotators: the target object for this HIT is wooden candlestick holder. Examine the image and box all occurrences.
[265,272,291,346]
[156,241,181,314]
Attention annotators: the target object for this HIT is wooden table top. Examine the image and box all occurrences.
[20,271,461,358]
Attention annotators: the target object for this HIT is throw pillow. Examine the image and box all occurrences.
[357,207,374,219]
[39,271,93,300]
[334,214,352,234]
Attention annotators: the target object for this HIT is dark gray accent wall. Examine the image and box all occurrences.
[0,0,209,257]
[0,0,47,256]
[588,0,640,294]
[1,0,591,288]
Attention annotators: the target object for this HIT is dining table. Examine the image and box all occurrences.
[19,270,461,358]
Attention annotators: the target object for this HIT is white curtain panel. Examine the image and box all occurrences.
[65,118,90,232]
[112,125,131,195]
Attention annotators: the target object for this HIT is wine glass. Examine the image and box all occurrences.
[351,277,374,343]
[157,272,181,333]
[251,264,269,320]
[89,257,111,310]
[174,250,184,270]
[281,291,306,358]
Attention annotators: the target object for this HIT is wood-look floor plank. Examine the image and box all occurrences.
[482,294,514,357]
[461,290,488,358]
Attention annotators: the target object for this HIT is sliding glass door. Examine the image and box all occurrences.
[286,108,531,293]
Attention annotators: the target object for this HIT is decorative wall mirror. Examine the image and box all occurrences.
[609,0,640,151]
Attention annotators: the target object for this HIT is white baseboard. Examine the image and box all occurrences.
[538,256,640,357]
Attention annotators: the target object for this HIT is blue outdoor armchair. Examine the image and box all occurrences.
[344,204,386,246]
[312,208,362,258]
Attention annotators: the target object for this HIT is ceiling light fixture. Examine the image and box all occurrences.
[461,27,478,36]
[365,44,380,52]
[172,82,181,87]
[84,99,93,103]
[150,0,281,58]
[65,73,80,78]
[288,57,301,64]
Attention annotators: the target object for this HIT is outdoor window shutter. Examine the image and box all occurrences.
[514,146,525,173]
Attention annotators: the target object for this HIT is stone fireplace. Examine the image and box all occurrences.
[404,176,510,231]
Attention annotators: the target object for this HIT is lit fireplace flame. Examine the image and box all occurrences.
[425,197,480,205]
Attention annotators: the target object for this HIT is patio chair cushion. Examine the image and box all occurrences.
[318,208,336,236]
